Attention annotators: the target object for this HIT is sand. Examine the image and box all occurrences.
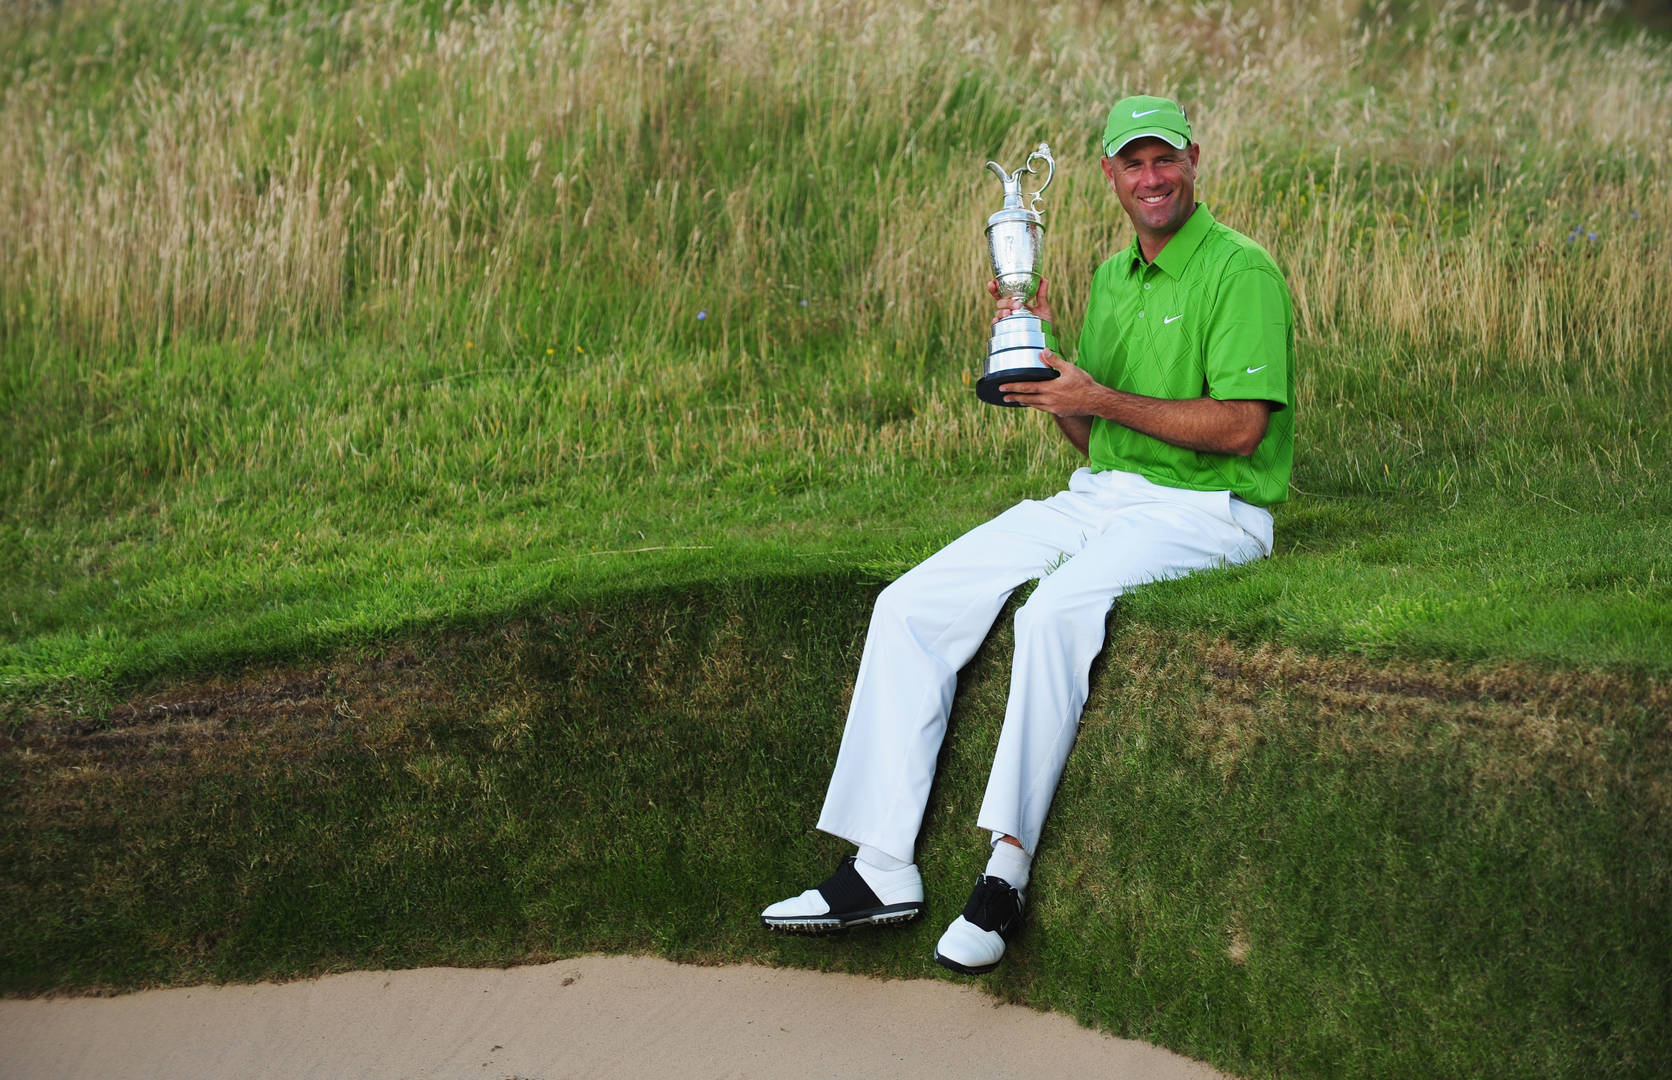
[0,956,1234,1079]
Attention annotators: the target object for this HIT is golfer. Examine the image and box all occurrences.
[763,96,1295,975]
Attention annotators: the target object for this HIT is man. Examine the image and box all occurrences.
[762,96,1295,975]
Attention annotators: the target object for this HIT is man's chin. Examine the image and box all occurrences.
[1146,202,1195,235]
[1135,198,1176,225]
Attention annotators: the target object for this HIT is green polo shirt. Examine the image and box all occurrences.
[1075,204,1295,507]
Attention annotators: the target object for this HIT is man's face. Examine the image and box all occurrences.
[1101,137,1200,243]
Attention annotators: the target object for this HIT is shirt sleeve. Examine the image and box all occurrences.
[1203,266,1292,410]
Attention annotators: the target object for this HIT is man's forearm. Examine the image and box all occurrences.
[1081,385,1268,457]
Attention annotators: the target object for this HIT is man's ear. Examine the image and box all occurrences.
[1099,156,1118,183]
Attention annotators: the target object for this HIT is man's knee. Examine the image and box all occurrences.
[1012,591,1065,643]
[1013,584,1110,649]
[872,575,916,622]
[870,572,945,640]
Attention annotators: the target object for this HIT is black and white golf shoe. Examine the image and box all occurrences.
[761,855,925,934]
[933,874,1024,975]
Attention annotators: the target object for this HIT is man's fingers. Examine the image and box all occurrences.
[1000,375,1057,397]
[1038,350,1080,376]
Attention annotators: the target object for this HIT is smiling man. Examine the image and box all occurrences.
[762,96,1295,976]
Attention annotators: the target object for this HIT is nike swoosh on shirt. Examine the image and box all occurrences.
[1246,365,1268,374]
[1131,108,1161,117]
[1164,313,1183,324]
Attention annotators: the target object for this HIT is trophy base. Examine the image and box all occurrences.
[977,366,1058,407]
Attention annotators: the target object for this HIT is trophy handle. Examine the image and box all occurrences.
[985,160,1009,184]
[1023,143,1054,213]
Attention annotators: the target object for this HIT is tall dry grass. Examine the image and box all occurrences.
[2,0,1666,358]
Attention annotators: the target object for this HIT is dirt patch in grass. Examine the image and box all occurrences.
[1175,631,1672,810]
[10,651,435,752]
[2,648,454,834]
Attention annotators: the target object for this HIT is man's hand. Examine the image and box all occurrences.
[988,276,1056,326]
[999,350,1101,415]
[999,350,1097,458]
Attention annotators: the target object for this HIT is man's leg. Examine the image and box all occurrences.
[817,482,1122,860]
[936,479,1270,971]
[763,477,1112,932]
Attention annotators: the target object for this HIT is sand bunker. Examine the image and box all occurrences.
[1,955,1233,1079]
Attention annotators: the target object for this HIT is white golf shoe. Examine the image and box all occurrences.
[933,875,1025,974]
[761,855,925,934]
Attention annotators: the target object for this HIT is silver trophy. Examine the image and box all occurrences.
[978,142,1056,406]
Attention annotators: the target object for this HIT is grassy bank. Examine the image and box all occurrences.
[4,576,1668,1078]
[4,0,1671,695]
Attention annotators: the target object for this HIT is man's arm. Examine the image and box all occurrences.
[1001,351,1271,457]
[1052,413,1093,457]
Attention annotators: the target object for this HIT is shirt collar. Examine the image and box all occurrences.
[1122,203,1215,277]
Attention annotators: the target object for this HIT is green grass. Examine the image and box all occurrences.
[4,581,1667,1077]
[5,328,1668,696]
[3,1,1672,1078]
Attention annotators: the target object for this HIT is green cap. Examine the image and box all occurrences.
[1102,96,1191,157]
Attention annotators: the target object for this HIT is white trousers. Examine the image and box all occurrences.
[816,467,1273,862]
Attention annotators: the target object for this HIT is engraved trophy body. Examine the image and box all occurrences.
[978,143,1056,406]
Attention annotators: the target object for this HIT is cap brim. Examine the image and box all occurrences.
[1104,130,1189,157]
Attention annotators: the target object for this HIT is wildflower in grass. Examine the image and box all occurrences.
[800,299,809,307]
[697,310,708,320]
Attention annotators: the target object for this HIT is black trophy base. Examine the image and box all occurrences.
[977,366,1058,407]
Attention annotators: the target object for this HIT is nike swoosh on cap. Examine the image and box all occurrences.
[1131,108,1161,117]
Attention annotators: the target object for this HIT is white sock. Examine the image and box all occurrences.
[856,844,910,872]
[985,840,1032,895]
